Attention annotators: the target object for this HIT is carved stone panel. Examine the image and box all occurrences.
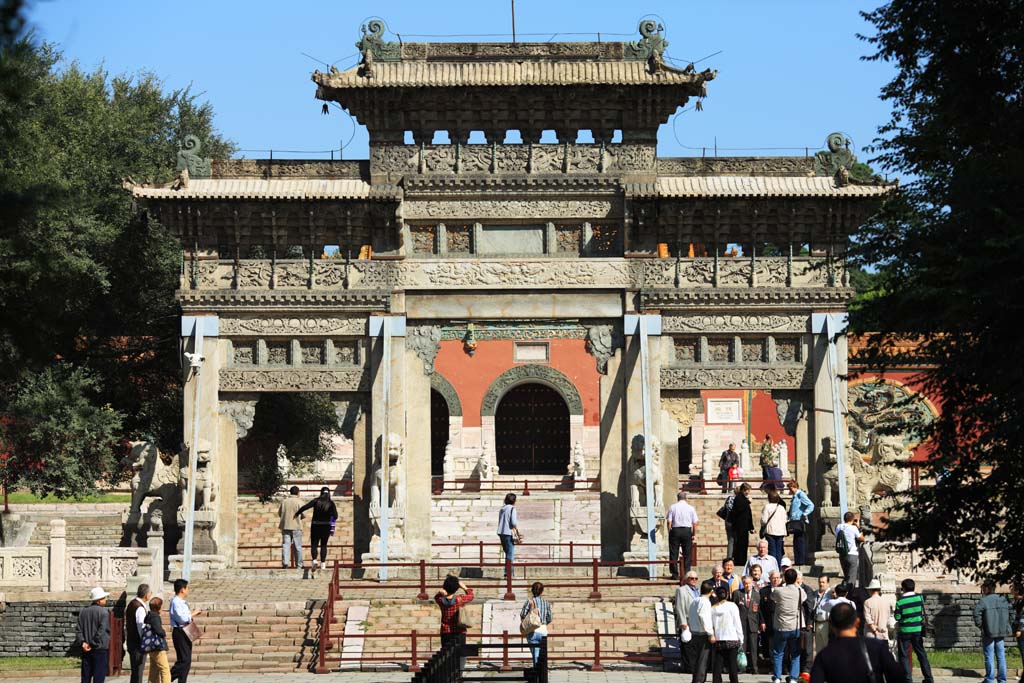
[220,316,367,336]
[661,366,813,390]
[221,401,257,439]
[407,325,442,374]
[404,200,616,220]
[219,369,370,392]
[662,394,701,434]
[662,314,808,334]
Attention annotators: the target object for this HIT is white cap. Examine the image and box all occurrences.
[866,579,882,590]
[781,557,793,567]
[88,586,109,602]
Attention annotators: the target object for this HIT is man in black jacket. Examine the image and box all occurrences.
[728,483,754,565]
[75,586,111,683]
[125,583,151,683]
[733,574,762,674]
[811,602,903,683]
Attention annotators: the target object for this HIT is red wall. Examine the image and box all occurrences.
[700,389,793,462]
[433,338,601,428]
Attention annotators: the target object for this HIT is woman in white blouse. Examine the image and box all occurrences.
[710,586,744,683]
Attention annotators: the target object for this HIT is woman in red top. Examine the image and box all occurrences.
[435,575,474,650]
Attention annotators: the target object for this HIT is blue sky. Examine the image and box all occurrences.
[28,1,894,168]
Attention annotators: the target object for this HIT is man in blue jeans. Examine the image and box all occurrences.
[770,568,803,683]
[974,581,1013,683]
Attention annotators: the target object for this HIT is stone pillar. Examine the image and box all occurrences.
[599,347,628,559]
[219,398,255,568]
[811,326,848,486]
[403,346,432,560]
[48,519,66,592]
[147,521,165,589]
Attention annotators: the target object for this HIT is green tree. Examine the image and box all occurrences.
[852,0,1024,584]
[243,393,343,501]
[0,33,233,496]
[2,364,126,498]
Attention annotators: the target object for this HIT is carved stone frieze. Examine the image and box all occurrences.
[773,391,810,437]
[641,287,855,309]
[219,369,370,392]
[219,316,366,336]
[661,365,813,390]
[407,325,442,374]
[480,364,584,416]
[662,394,701,433]
[848,381,936,456]
[221,401,257,439]
[657,156,815,176]
[404,199,615,220]
[178,289,390,312]
[585,324,624,374]
[438,323,586,342]
[431,373,463,417]
[662,314,808,333]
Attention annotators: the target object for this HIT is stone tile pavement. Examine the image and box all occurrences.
[14,670,985,683]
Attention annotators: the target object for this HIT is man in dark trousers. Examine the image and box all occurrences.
[732,574,762,674]
[811,602,903,683]
[75,586,111,683]
[728,483,754,566]
[125,583,151,683]
[169,578,202,683]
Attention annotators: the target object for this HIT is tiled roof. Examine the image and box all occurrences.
[314,61,710,89]
[130,178,371,200]
[657,176,895,198]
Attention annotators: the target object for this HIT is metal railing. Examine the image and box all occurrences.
[238,478,353,498]
[322,552,709,603]
[318,627,656,673]
[431,477,600,495]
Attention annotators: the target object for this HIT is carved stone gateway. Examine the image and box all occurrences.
[127,19,893,570]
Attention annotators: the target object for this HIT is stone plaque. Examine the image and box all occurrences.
[706,398,743,425]
[477,225,544,255]
[514,342,549,362]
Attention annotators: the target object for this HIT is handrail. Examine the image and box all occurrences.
[330,554,709,602]
[431,476,600,494]
[317,628,661,673]
[679,477,788,494]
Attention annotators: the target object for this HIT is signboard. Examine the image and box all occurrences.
[705,398,743,425]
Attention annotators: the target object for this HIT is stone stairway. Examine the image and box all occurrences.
[26,513,126,547]
[181,601,321,674]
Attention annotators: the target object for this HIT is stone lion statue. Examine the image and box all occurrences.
[369,433,405,539]
[629,435,664,541]
[568,442,587,481]
[124,442,180,543]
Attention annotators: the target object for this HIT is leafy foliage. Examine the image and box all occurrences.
[2,364,126,498]
[853,0,1024,584]
[0,30,233,494]
[243,393,343,501]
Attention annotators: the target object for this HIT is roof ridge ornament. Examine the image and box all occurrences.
[176,135,211,179]
[624,19,669,62]
[357,19,401,66]
[813,132,884,186]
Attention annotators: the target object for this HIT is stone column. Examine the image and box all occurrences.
[49,519,66,592]
[811,326,848,484]
[147,520,165,589]
[599,347,628,559]
[403,346,432,560]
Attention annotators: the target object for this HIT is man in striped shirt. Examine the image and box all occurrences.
[895,578,934,683]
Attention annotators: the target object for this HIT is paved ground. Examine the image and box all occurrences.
[15,669,987,682]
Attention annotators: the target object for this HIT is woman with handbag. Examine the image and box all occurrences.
[786,480,815,566]
[520,582,553,665]
[760,489,787,566]
[142,597,170,683]
[435,576,474,652]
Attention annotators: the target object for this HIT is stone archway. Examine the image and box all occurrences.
[480,364,583,417]
[494,383,570,474]
[480,364,584,476]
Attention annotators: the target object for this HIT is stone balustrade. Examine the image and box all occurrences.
[0,518,162,592]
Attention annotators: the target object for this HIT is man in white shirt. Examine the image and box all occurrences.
[688,580,715,683]
[835,511,864,587]
[745,539,780,578]
[170,578,202,683]
[673,570,701,673]
[665,492,699,579]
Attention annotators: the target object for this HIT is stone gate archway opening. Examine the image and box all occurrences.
[431,389,449,477]
[494,383,570,475]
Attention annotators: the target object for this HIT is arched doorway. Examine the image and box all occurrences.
[430,389,449,477]
[495,383,570,475]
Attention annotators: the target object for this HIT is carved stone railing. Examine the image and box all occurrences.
[371,141,656,177]
[184,256,843,292]
[0,546,49,589]
[0,519,157,592]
